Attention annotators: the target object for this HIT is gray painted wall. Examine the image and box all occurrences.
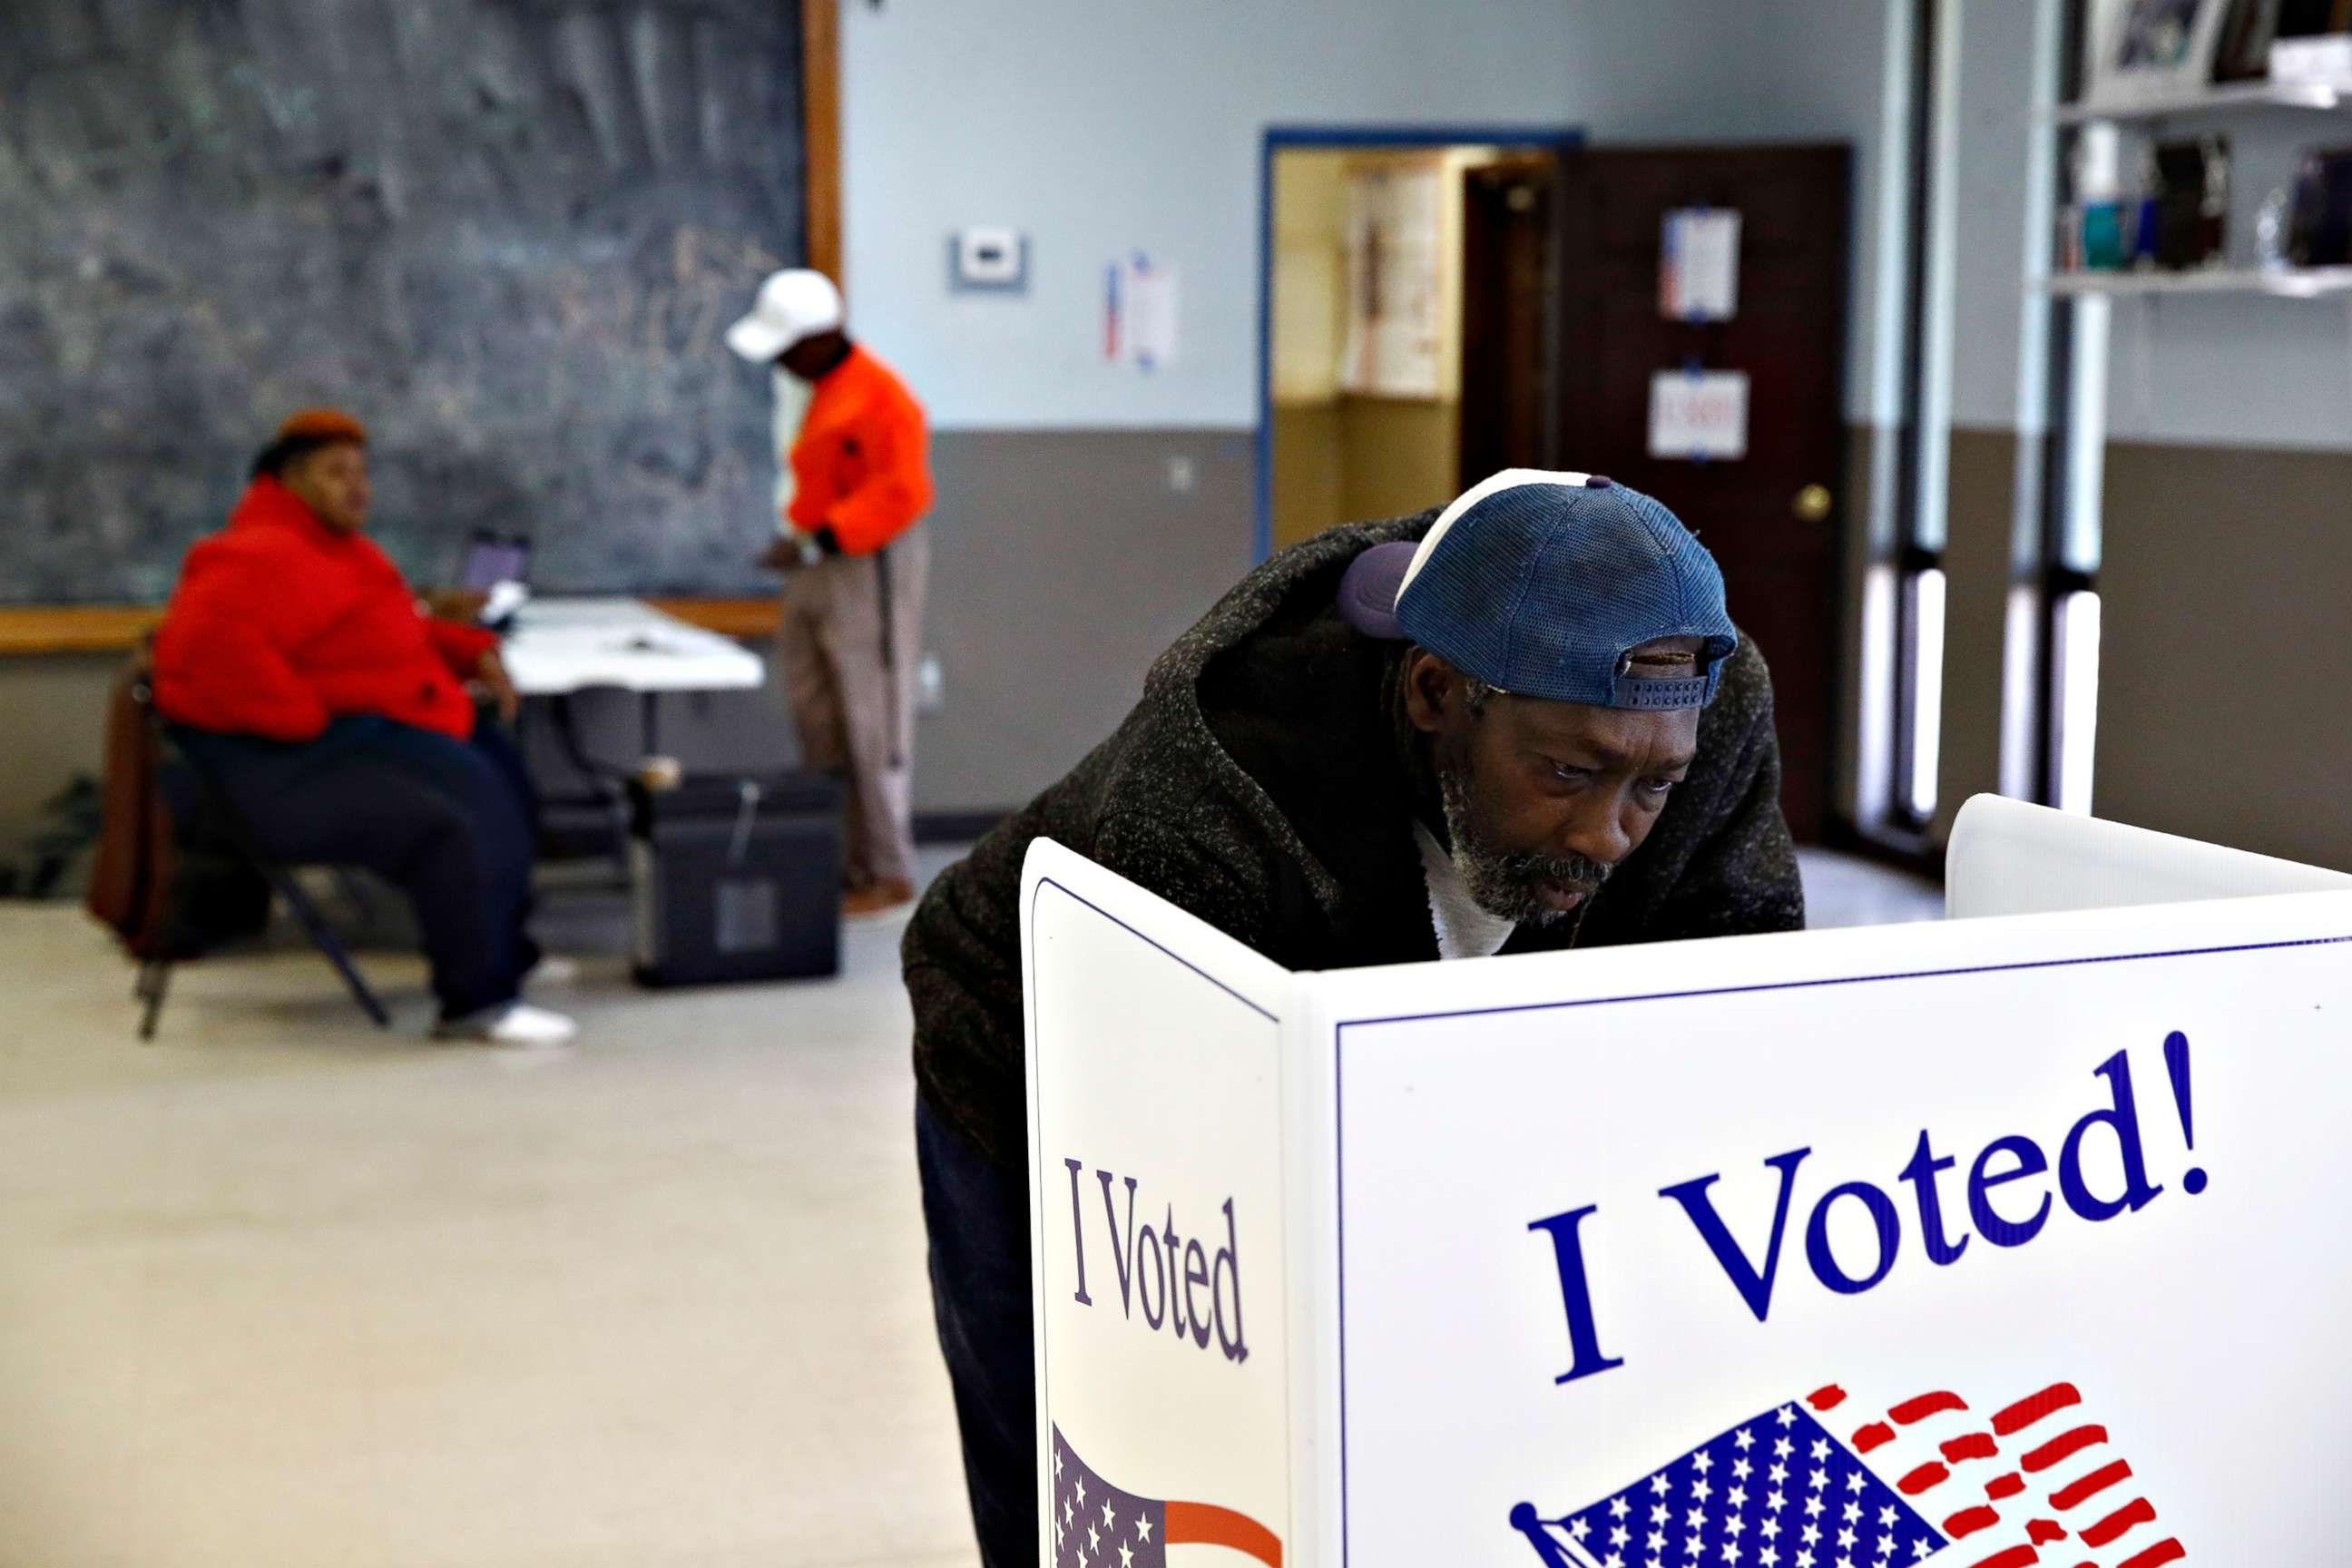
[0,654,116,825]
[0,428,1252,832]
[916,429,1254,810]
[546,428,1252,820]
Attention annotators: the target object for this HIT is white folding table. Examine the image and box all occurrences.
[500,595,765,753]
[498,597,769,867]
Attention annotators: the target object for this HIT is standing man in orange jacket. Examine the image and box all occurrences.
[729,270,935,918]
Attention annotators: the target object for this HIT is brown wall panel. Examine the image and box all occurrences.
[15,430,2337,864]
[1936,428,2022,843]
[2095,441,2352,870]
[0,430,1259,827]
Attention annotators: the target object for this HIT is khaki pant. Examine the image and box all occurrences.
[775,528,929,890]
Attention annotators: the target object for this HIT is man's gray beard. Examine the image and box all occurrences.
[1436,754,1612,927]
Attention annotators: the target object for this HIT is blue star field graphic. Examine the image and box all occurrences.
[1511,1400,1948,1568]
[1053,1425,1167,1568]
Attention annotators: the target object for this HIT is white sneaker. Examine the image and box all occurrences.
[434,1002,579,1047]
[525,955,583,988]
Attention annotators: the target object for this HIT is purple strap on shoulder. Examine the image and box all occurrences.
[1336,541,1416,640]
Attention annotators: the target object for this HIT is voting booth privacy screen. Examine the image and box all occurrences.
[1022,808,2352,1568]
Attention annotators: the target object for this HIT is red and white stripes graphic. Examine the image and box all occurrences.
[1803,1382,2184,1568]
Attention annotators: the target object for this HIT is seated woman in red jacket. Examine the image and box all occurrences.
[152,409,574,1045]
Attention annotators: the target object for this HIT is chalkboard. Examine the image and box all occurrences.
[0,0,807,603]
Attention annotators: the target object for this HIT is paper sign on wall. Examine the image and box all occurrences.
[1661,207,1740,322]
[1105,253,1180,373]
[1340,159,1446,398]
[1649,369,1749,460]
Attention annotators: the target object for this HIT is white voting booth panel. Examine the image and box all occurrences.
[1023,811,2352,1568]
[1945,796,2352,920]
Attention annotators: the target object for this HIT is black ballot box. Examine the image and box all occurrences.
[628,773,843,985]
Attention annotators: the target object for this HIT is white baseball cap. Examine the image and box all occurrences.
[725,269,844,362]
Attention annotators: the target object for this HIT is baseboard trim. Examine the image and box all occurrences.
[916,809,1010,846]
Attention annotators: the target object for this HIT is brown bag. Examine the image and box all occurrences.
[85,657,179,959]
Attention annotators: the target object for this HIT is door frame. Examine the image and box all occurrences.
[1255,123,1583,563]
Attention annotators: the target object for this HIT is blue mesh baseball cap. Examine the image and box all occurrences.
[1335,469,1738,710]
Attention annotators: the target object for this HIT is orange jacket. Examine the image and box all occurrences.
[152,477,495,741]
[786,345,933,554]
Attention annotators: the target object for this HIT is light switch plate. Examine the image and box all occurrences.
[950,228,1026,291]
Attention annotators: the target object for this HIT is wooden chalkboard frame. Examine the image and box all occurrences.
[0,598,784,656]
[0,1,841,655]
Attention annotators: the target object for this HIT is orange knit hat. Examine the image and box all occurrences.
[274,407,368,446]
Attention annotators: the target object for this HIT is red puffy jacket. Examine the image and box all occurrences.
[152,477,495,741]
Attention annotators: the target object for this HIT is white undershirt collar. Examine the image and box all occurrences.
[1412,821,1517,961]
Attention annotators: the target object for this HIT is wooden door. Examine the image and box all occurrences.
[1458,159,1560,482]
[1550,145,1851,843]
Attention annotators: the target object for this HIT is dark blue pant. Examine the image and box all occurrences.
[916,1096,1038,1568]
[172,716,541,1020]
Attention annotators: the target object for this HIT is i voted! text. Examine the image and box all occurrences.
[1527,1033,2205,1387]
[1062,1161,1251,1366]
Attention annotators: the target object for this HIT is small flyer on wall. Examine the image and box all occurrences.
[1339,157,1446,398]
[1104,253,1180,372]
[1660,207,1741,322]
[1649,368,1749,460]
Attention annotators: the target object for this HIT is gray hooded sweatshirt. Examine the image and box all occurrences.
[903,510,1805,1171]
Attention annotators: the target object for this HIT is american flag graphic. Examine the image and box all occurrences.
[1510,1382,2183,1568]
[1051,1424,1283,1568]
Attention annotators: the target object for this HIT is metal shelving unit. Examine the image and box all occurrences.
[2038,264,2352,297]
[2053,80,2352,123]
[2026,45,2352,814]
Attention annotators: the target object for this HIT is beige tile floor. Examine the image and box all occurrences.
[0,858,979,1568]
[0,846,1934,1568]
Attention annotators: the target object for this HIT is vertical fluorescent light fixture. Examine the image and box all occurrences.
[1855,0,1920,831]
[2003,0,2063,804]
[2053,589,2102,815]
[1997,583,2043,800]
[1857,563,1900,821]
[1903,566,1947,820]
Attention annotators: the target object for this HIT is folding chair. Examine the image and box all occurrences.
[133,684,391,1041]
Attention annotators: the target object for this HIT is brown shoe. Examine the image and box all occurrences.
[842,878,916,920]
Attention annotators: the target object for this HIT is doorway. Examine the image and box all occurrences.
[1259,132,1854,843]
[1257,126,1579,559]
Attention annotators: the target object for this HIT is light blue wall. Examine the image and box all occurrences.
[836,0,1897,432]
[1740,0,1899,428]
[2098,286,2352,449]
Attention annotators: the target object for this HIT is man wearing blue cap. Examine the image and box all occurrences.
[902,470,1803,1566]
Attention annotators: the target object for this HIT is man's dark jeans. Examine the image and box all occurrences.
[172,714,540,1020]
[916,1095,1038,1568]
